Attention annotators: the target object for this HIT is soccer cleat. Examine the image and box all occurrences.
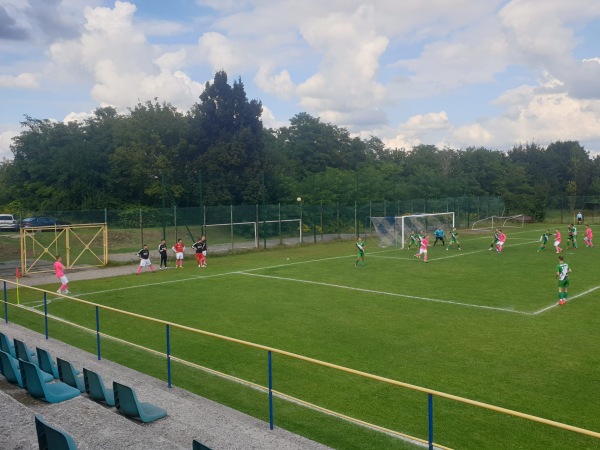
[57,289,62,294]
[65,290,71,294]
[202,264,206,268]
[198,264,201,267]
[558,299,566,305]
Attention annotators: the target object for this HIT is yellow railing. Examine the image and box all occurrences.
[2,279,599,449]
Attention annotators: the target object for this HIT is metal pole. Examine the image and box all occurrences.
[166,324,172,388]
[161,171,166,240]
[428,393,434,450]
[3,281,7,323]
[268,350,274,430]
[44,292,48,339]
[96,306,101,360]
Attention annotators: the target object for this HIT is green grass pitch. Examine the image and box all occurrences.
[3,224,600,449]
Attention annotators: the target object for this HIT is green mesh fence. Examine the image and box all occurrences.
[4,195,599,262]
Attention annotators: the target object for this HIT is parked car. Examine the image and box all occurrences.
[21,217,70,228]
[0,214,19,231]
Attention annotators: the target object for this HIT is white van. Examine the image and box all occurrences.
[0,214,19,231]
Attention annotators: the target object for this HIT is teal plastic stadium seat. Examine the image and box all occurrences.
[193,439,212,450]
[0,332,16,358]
[57,357,85,393]
[14,338,38,366]
[83,368,115,406]
[35,414,78,450]
[0,349,24,387]
[113,381,167,423]
[20,360,80,403]
[37,347,60,379]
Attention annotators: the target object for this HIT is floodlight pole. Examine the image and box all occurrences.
[161,171,166,241]
[198,171,204,236]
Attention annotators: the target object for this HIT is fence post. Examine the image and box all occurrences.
[3,281,7,323]
[96,306,101,360]
[43,292,48,339]
[268,350,274,430]
[428,393,434,450]
[166,324,172,388]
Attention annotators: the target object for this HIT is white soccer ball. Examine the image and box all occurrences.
[296,197,302,202]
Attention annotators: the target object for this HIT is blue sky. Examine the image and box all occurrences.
[1,0,600,159]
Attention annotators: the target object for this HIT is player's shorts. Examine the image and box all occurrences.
[419,248,427,254]
[554,241,561,247]
[497,241,505,247]
[175,252,184,260]
[139,259,152,267]
[450,238,458,243]
[58,275,68,284]
[357,251,364,257]
[202,250,207,256]
[558,278,570,288]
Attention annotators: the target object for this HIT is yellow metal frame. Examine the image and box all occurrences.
[19,223,108,275]
[2,281,600,447]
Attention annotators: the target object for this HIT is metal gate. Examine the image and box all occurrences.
[20,223,108,275]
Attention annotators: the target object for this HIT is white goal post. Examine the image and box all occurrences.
[370,212,455,249]
[471,215,525,231]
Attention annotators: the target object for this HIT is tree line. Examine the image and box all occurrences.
[1,70,599,216]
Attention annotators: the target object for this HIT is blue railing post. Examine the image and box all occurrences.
[95,306,101,360]
[166,324,172,388]
[268,350,274,430]
[43,292,48,339]
[428,393,434,450]
[3,281,7,323]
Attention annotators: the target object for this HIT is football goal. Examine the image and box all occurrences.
[370,212,455,249]
[471,215,525,231]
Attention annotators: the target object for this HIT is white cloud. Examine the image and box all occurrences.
[48,1,204,111]
[0,73,38,89]
[0,129,18,160]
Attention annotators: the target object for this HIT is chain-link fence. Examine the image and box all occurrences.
[3,195,599,263]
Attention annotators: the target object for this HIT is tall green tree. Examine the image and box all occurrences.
[187,71,264,205]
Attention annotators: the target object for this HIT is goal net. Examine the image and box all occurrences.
[370,213,455,249]
[471,215,525,231]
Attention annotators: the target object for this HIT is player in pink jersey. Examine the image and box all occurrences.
[584,225,593,247]
[53,255,70,294]
[495,230,506,253]
[414,234,429,263]
[554,228,562,253]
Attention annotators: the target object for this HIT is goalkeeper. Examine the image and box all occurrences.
[355,236,366,268]
[433,227,445,246]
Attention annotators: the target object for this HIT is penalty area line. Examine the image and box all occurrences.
[239,272,531,316]
[532,285,600,315]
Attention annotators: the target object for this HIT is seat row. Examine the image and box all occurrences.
[0,330,218,449]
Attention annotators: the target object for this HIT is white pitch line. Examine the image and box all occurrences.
[73,254,358,298]
[532,285,600,315]
[240,272,531,315]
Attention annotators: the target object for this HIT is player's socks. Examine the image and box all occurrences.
[137,267,141,274]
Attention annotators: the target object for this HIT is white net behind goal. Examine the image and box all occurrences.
[370,213,455,249]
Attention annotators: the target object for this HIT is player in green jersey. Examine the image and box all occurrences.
[556,255,572,305]
[355,236,366,268]
[538,229,553,252]
[446,227,461,250]
[407,230,420,250]
[566,224,578,249]
[488,228,500,250]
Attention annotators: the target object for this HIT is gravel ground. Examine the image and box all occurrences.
[0,249,333,450]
